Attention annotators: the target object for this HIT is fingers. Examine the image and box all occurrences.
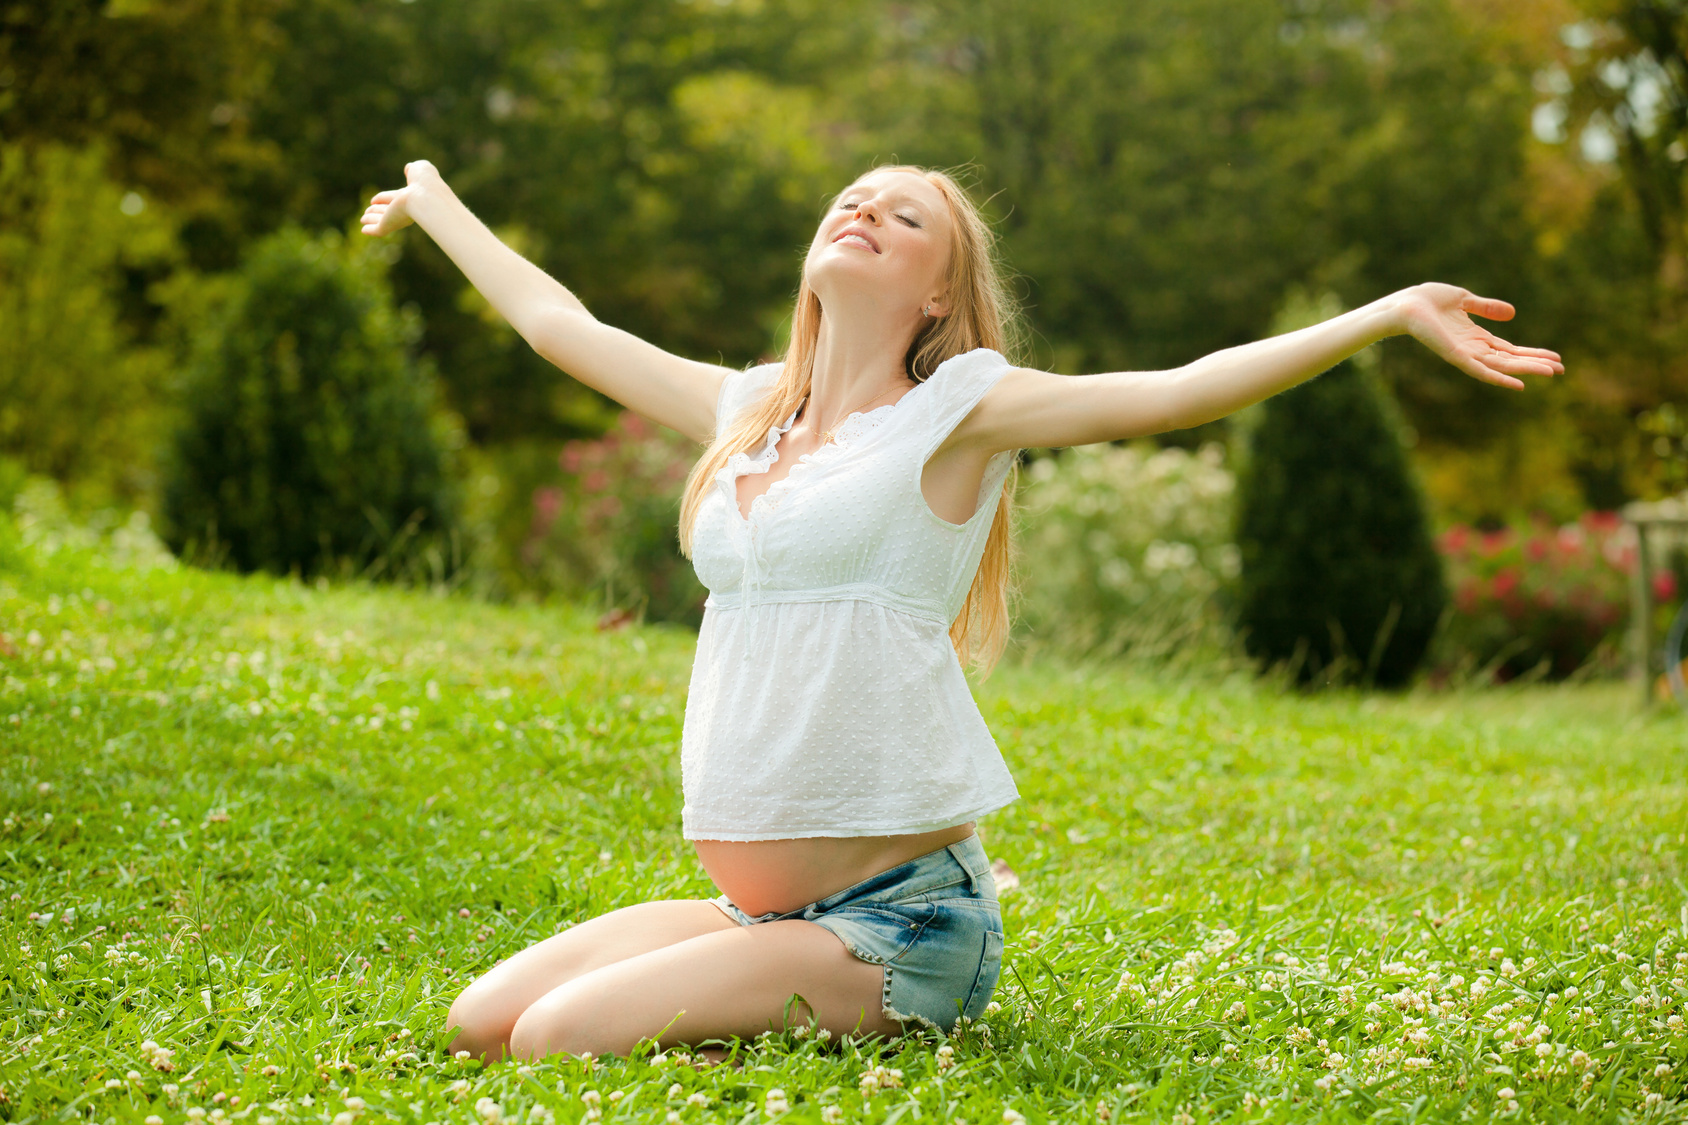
[1461,294,1516,322]
[370,189,400,204]
[1461,357,1526,391]
[1485,335,1564,373]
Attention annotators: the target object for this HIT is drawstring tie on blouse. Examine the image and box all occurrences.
[740,518,771,660]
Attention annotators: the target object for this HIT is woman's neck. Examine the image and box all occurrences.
[805,312,919,433]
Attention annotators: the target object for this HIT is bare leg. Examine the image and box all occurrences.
[507,918,900,1061]
[444,899,737,1063]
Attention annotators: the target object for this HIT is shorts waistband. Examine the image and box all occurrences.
[721,833,993,923]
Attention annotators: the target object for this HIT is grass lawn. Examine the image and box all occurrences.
[3,515,1687,1124]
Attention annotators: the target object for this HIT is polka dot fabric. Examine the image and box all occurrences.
[681,347,1021,841]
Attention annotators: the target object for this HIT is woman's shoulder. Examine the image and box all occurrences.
[916,347,1014,420]
[716,361,784,431]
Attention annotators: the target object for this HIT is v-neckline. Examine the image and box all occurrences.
[729,382,924,523]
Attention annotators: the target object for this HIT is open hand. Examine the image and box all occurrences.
[360,160,445,237]
[1396,283,1563,390]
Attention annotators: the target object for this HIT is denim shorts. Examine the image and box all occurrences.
[710,834,1004,1032]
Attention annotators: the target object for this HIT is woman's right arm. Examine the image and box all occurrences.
[361,160,727,443]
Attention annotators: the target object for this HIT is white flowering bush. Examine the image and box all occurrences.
[1015,441,1238,659]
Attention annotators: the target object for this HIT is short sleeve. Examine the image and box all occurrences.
[715,362,783,435]
[916,348,1015,458]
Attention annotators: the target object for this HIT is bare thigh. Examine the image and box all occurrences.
[507,918,899,1062]
[445,899,736,1062]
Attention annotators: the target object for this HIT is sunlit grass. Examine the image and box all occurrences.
[3,521,1686,1124]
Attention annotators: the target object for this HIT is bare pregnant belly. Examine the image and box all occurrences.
[693,822,977,918]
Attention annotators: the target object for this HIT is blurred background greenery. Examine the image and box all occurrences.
[5,0,1688,683]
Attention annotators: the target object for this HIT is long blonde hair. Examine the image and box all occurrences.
[678,165,1022,672]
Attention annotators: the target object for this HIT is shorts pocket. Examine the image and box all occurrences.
[963,928,1004,1018]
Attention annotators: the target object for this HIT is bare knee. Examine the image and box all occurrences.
[444,980,517,1065]
[508,990,612,1062]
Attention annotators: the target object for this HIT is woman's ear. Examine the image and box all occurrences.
[924,295,953,319]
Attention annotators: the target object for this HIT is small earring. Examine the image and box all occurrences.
[922,305,932,318]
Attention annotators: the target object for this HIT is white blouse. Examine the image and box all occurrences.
[680,347,1022,841]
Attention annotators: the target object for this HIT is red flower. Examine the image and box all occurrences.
[1492,567,1521,599]
[1582,510,1623,533]
[1654,571,1678,602]
[1480,529,1513,556]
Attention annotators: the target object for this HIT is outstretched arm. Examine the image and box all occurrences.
[361,161,728,443]
[955,284,1564,453]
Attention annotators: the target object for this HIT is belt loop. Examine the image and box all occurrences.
[947,841,983,895]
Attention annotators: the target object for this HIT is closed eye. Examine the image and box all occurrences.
[896,213,923,228]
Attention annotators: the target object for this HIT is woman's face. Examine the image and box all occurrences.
[804,169,953,317]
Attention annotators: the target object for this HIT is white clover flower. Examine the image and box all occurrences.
[475,1096,503,1123]
[106,1079,124,1090]
[665,1114,680,1125]
[1002,1110,1026,1125]
[145,1117,163,1125]
[983,1001,1001,1016]
[333,1113,356,1125]
[1496,1087,1516,1100]
[686,1093,708,1108]
[822,1107,844,1124]
[1657,1063,1673,1078]
[1314,1076,1335,1092]
[765,1088,790,1115]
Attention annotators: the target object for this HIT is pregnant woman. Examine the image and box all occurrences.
[360,160,1560,1061]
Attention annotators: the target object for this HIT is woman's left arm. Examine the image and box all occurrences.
[958,284,1563,453]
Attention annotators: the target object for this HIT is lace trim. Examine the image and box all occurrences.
[716,400,908,521]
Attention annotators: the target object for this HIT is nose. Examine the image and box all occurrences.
[852,198,884,225]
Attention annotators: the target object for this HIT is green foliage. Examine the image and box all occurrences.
[161,229,462,579]
[1015,442,1238,661]
[3,521,1686,1122]
[1436,514,1634,682]
[523,413,706,625]
[1235,358,1447,686]
[0,142,176,501]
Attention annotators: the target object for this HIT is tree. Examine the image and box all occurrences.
[1234,350,1447,687]
[162,229,460,578]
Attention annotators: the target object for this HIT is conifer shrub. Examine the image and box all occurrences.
[1233,358,1446,686]
[162,230,461,579]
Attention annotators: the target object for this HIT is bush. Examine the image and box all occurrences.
[0,143,175,502]
[522,412,705,625]
[162,229,461,579]
[1015,441,1238,659]
[1436,513,1640,680]
[1234,359,1446,687]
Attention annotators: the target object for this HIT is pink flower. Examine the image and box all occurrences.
[1654,572,1678,601]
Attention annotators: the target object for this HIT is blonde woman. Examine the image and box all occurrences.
[360,160,1560,1061]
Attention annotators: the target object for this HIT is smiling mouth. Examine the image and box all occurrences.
[833,227,880,253]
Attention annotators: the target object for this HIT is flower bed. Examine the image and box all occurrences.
[523,412,705,625]
[1435,513,1655,680]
